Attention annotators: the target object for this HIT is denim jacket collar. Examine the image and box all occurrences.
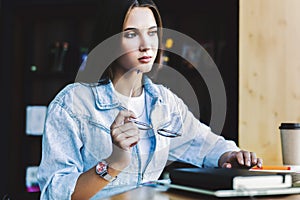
[92,76,162,110]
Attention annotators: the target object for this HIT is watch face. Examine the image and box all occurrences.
[96,162,107,174]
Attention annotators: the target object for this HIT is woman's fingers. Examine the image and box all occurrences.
[111,110,136,129]
[222,151,263,168]
[256,157,263,168]
[250,152,257,165]
[118,135,140,150]
[113,127,139,142]
[110,110,139,150]
[234,151,263,168]
[234,151,245,165]
[111,121,138,138]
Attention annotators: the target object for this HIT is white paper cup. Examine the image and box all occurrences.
[279,123,300,165]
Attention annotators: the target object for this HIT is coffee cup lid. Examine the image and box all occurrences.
[279,123,300,129]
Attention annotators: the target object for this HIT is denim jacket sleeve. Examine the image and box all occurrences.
[165,89,240,168]
[37,96,83,200]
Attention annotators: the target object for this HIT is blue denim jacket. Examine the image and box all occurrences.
[37,76,239,199]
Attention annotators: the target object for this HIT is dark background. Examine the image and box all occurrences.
[0,0,238,199]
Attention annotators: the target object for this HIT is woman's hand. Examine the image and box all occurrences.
[106,110,140,172]
[219,150,263,169]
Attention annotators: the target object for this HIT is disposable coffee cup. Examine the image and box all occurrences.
[279,123,300,165]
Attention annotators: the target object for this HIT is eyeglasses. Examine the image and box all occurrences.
[119,105,183,138]
[129,117,182,138]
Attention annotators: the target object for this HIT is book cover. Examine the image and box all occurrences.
[169,168,292,190]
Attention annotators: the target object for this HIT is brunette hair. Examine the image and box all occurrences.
[88,0,163,83]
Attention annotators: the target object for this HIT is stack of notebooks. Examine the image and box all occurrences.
[250,165,300,187]
[161,166,300,197]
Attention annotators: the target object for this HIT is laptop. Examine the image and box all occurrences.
[160,168,300,197]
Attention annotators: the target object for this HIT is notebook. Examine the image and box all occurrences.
[165,167,300,197]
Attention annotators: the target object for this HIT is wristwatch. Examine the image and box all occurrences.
[95,161,117,182]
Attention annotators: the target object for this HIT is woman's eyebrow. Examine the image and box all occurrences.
[148,26,158,30]
[123,26,157,32]
[123,27,137,32]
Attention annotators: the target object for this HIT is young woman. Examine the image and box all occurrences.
[37,0,262,199]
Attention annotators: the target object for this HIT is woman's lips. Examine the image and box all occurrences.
[138,56,152,63]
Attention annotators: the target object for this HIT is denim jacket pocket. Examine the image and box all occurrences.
[81,119,112,160]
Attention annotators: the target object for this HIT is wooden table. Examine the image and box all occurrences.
[104,185,300,200]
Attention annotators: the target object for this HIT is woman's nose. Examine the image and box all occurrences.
[139,36,151,52]
[139,45,150,52]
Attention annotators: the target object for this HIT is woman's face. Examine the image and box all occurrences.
[117,7,159,74]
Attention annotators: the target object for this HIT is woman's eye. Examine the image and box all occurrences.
[124,32,137,38]
[149,30,158,36]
